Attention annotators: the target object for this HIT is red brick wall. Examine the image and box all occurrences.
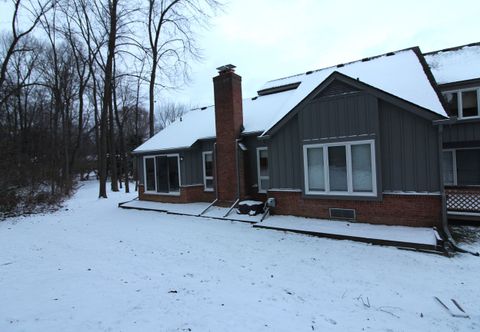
[139,185,215,204]
[213,69,244,203]
[269,191,442,227]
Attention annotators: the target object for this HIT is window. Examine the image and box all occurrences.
[303,140,376,196]
[145,157,156,191]
[351,144,373,192]
[442,150,456,185]
[307,147,325,191]
[143,154,181,194]
[457,149,480,185]
[257,147,269,193]
[203,151,214,191]
[444,149,480,186]
[443,88,480,119]
[328,146,348,191]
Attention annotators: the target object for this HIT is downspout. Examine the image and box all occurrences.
[438,124,455,243]
[437,124,479,256]
[213,142,219,201]
[235,138,241,201]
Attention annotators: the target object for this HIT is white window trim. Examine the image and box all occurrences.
[202,151,214,192]
[444,88,480,119]
[256,147,269,193]
[303,139,377,197]
[143,153,181,196]
[443,149,457,186]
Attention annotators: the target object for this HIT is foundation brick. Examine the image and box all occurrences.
[139,184,215,204]
[268,191,442,227]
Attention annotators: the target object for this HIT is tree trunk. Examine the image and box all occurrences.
[112,80,129,193]
[148,59,156,138]
[99,0,119,197]
[109,93,119,192]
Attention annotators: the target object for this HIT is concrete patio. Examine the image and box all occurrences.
[119,199,443,253]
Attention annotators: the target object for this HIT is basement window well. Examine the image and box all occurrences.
[143,154,181,195]
[303,140,377,197]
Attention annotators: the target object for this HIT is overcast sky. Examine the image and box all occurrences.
[1,0,479,108]
[176,0,480,107]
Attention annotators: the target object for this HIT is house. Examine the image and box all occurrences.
[132,43,480,228]
[424,43,480,221]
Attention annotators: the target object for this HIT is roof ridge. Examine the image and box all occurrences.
[265,46,420,84]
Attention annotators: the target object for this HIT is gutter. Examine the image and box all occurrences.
[437,124,479,256]
[433,116,480,126]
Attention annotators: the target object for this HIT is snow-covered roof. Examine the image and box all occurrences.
[260,49,446,135]
[135,48,446,153]
[134,90,295,153]
[424,43,480,85]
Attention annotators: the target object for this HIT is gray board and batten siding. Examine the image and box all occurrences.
[268,114,303,190]
[442,120,480,148]
[268,91,381,195]
[378,100,440,193]
[267,81,442,196]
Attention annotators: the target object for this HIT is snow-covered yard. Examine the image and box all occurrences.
[0,181,479,331]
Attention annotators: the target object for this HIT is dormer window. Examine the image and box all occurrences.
[443,88,480,119]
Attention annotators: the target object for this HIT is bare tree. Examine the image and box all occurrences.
[97,0,119,197]
[112,69,138,193]
[0,0,222,213]
[61,9,92,178]
[155,101,188,132]
[145,0,221,138]
[0,0,53,105]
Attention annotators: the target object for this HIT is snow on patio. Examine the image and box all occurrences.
[120,198,265,222]
[121,198,439,249]
[255,216,439,248]
[0,181,479,331]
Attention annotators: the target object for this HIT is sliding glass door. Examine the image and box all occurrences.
[144,155,180,194]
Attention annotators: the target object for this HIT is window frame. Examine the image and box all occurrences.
[256,147,270,193]
[143,153,181,196]
[144,156,157,192]
[443,148,480,187]
[303,140,377,197]
[443,149,457,186]
[202,151,214,192]
[443,88,480,119]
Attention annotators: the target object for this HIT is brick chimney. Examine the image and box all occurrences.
[213,64,244,204]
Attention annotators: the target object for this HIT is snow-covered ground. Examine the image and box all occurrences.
[0,181,479,331]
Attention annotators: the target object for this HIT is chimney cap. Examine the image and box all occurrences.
[216,64,236,74]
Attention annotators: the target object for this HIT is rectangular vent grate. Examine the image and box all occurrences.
[329,208,356,221]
